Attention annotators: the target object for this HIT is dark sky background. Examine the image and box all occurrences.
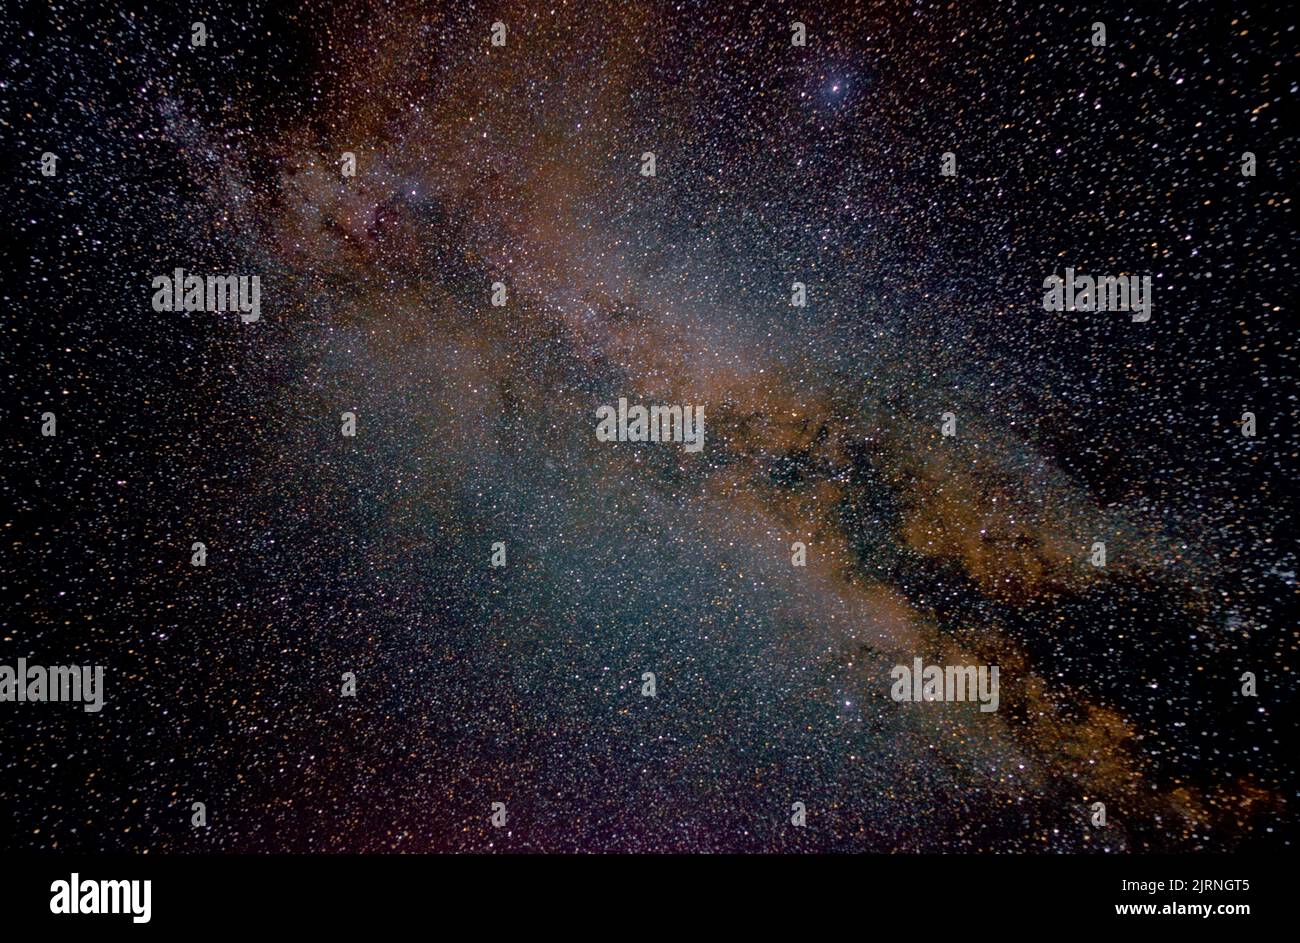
[2,0,1295,852]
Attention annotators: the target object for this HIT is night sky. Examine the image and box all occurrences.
[2,0,1295,852]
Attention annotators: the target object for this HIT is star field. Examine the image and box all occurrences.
[1,0,1296,853]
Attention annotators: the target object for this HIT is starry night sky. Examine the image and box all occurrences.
[2,0,1296,852]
